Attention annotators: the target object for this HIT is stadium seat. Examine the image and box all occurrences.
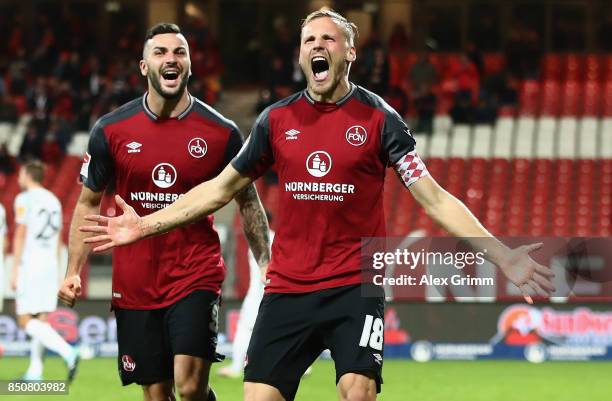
[471,125,493,158]
[428,131,449,158]
[514,117,536,158]
[584,55,601,81]
[561,81,580,116]
[582,81,601,116]
[578,117,599,158]
[492,118,514,158]
[413,133,430,158]
[542,54,562,81]
[535,118,556,158]
[601,118,612,158]
[558,117,578,158]
[519,80,541,116]
[604,81,612,116]
[449,125,471,157]
[540,81,560,116]
[564,54,583,82]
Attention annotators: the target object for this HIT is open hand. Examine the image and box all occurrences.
[80,195,145,252]
[498,243,555,304]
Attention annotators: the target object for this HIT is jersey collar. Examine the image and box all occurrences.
[303,83,356,107]
[142,92,195,121]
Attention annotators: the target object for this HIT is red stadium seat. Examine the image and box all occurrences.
[564,54,583,81]
[519,80,541,116]
[584,55,601,82]
[540,81,560,116]
[561,81,580,116]
[583,81,601,116]
[604,81,612,116]
[542,54,562,81]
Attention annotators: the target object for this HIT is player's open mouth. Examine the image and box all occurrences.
[311,56,329,82]
[161,69,180,86]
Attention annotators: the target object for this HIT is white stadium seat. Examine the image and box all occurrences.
[535,117,556,158]
[472,125,493,158]
[449,125,471,157]
[578,117,599,158]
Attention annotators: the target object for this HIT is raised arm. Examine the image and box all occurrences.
[407,174,555,303]
[82,164,253,252]
[58,186,103,306]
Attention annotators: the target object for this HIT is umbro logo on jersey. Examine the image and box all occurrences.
[126,142,142,153]
[285,129,300,140]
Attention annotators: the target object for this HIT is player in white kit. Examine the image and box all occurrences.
[10,161,79,381]
[219,223,274,378]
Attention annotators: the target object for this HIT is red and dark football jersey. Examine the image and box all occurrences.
[232,84,428,294]
[81,94,243,309]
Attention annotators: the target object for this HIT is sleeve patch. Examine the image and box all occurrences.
[80,152,91,179]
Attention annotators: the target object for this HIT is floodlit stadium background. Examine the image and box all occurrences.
[0,0,611,400]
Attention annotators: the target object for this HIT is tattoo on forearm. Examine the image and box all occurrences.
[237,185,270,267]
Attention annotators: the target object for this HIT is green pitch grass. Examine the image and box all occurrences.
[0,357,610,400]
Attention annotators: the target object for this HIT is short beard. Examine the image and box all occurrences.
[148,70,189,100]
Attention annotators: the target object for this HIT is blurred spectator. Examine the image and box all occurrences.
[448,54,480,102]
[0,143,15,175]
[388,23,410,53]
[41,132,64,164]
[0,95,18,123]
[361,48,389,97]
[8,48,28,95]
[505,25,542,79]
[465,42,484,77]
[410,52,438,134]
[291,46,305,92]
[410,52,438,92]
[26,77,51,124]
[450,93,474,124]
[19,123,43,162]
[256,89,278,114]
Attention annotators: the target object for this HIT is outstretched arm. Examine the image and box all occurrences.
[82,164,253,252]
[408,175,555,303]
[234,184,271,282]
[58,186,104,306]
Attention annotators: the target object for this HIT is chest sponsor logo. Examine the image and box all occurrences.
[152,163,177,189]
[188,137,208,158]
[346,125,367,146]
[306,151,332,177]
[126,141,142,153]
[285,129,300,140]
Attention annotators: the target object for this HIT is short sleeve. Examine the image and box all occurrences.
[231,109,274,180]
[81,120,114,192]
[222,125,245,167]
[380,109,429,187]
[380,108,417,166]
[0,204,6,235]
[14,193,28,225]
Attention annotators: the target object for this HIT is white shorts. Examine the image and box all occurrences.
[16,262,59,316]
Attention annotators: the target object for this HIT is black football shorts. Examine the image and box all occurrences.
[244,284,385,401]
[114,289,223,386]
